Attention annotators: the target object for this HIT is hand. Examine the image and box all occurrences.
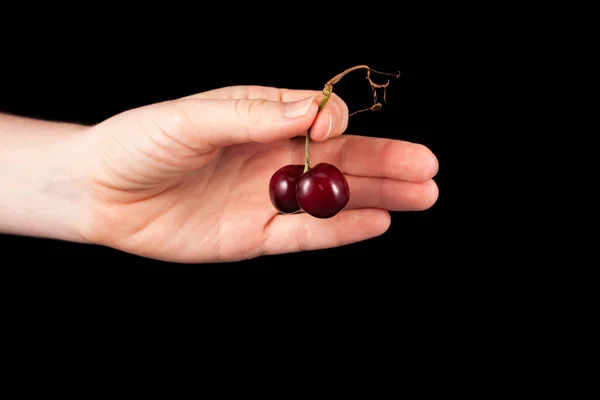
[4,86,439,263]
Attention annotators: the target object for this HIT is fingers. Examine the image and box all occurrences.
[149,92,348,151]
[149,97,319,151]
[345,176,439,211]
[263,208,390,255]
[294,135,439,183]
[181,85,349,142]
[189,88,437,182]
[183,85,317,102]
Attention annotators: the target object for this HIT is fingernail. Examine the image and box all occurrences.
[324,114,333,139]
[284,96,315,118]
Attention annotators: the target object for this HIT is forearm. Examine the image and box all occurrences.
[0,113,90,243]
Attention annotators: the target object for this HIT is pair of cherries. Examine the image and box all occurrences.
[269,162,350,219]
[268,64,399,218]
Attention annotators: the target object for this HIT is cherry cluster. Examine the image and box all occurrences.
[267,65,400,219]
[269,162,349,219]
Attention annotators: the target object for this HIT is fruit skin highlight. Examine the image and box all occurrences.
[269,164,305,214]
[296,163,350,219]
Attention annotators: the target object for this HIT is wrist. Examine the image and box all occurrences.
[0,114,92,243]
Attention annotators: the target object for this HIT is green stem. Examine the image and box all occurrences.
[304,94,331,173]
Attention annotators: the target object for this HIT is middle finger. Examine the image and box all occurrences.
[292,134,438,183]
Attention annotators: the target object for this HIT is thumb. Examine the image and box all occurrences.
[155,95,323,150]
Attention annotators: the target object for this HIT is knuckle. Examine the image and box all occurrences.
[151,101,201,152]
[149,101,189,136]
[338,138,350,172]
[233,99,269,142]
[167,102,194,134]
[247,98,267,120]
[234,98,268,123]
[233,98,246,120]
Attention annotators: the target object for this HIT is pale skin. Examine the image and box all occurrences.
[0,85,439,263]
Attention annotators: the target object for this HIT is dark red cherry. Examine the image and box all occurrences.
[296,163,350,219]
[269,164,305,214]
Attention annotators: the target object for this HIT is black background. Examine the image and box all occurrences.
[0,19,448,272]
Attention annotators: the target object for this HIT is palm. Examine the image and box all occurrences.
[88,136,298,262]
[157,139,297,262]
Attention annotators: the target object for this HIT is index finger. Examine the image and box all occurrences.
[183,85,349,141]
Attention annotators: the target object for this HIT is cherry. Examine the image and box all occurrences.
[296,163,350,219]
[269,164,305,214]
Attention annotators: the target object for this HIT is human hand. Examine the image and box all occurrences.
[4,86,438,263]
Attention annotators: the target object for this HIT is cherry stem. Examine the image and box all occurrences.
[303,65,401,174]
[304,96,331,173]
